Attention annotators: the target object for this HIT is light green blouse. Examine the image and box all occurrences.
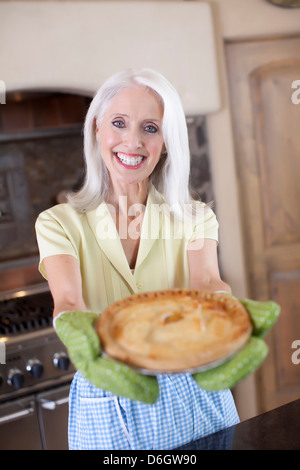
[35,186,218,313]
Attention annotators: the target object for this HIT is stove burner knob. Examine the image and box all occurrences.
[53,352,70,371]
[8,368,25,389]
[26,358,44,379]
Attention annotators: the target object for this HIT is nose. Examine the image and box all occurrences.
[124,126,142,150]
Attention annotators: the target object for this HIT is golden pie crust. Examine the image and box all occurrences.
[97,289,253,373]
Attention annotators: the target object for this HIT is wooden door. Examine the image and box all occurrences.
[225,35,300,413]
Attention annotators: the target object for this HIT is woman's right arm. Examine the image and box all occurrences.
[43,254,87,318]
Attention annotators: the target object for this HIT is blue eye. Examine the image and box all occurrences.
[112,120,125,128]
[145,125,158,133]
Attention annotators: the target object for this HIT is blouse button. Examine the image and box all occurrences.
[136,281,143,290]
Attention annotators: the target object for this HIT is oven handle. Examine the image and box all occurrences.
[40,396,69,411]
[0,406,35,424]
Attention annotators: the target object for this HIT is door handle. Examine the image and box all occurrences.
[0,406,35,424]
[40,396,69,410]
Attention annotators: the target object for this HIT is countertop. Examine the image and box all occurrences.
[175,399,300,450]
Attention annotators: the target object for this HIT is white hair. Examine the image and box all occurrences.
[68,68,193,214]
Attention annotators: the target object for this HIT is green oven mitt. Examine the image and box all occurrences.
[53,297,280,402]
[53,311,159,404]
[192,298,280,391]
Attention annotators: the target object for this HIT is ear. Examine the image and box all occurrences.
[161,144,167,158]
[94,117,100,140]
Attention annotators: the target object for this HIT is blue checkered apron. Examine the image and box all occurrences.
[68,371,239,450]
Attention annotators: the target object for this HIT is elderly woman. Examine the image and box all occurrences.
[35,69,239,450]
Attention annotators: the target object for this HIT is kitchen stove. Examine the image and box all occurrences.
[0,285,75,449]
[0,290,53,336]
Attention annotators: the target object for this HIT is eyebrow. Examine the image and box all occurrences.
[110,113,162,122]
[110,113,128,118]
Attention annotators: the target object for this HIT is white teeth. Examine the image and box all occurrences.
[116,153,144,166]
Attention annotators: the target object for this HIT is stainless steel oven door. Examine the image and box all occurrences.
[0,395,42,450]
[36,383,70,450]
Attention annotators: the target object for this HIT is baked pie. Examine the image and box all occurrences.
[97,289,253,373]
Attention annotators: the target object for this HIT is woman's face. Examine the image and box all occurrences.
[96,85,164,188]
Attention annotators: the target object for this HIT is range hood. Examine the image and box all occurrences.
[0,1,221,116]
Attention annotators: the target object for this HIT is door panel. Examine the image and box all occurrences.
[250,60,300,247]
[271,269,300,390]
[225,35,300,413]
[0,396,42,449]
[37,384,70,450]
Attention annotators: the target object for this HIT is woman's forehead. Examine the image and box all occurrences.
[105,85,163,118]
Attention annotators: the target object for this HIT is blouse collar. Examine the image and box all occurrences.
[85,185,162,292]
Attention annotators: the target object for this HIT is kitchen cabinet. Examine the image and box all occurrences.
[225,35,300,413]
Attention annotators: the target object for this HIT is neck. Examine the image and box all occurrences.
[106,179,150,215]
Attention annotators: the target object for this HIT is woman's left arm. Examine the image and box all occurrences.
[187,238,231,293]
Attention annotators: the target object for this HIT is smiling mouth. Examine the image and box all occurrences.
[115,152,146,168]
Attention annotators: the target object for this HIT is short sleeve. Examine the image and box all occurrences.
[189,204,219,243]
[35,208,78,279]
